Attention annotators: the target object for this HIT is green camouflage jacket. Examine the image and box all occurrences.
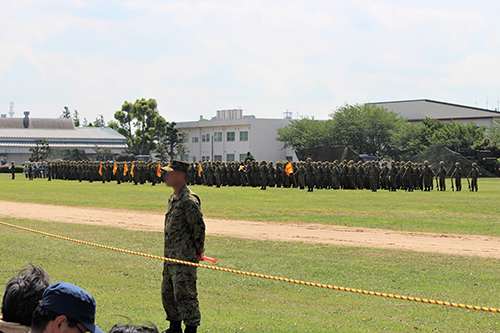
[164,185,205,263]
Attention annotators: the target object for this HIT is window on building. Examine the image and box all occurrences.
[181,154,189,162]
[184,134,189,142]
[214,132,222,142]
[202,156,210,162]
[240,131,249,141]
[226,154,235,162]
[227,132,235,142]
[192,137,199,143]
[239,154,246,162]
[214,155,222,162]
[286,156,293,161]
[202,134,209,142]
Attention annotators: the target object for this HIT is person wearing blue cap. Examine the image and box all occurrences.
[30,282,103,333]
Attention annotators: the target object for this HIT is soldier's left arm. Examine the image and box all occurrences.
[185,197,206,259]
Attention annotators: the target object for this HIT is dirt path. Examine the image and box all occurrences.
[1,200,499,259]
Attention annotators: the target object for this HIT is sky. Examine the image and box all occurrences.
[1,0,500,123]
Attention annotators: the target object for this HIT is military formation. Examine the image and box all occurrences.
[188,159,480,192]
[20,158,481,192]
[20,161,163,185]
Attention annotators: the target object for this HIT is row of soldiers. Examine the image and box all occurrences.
[29,161,164,185]
[30,159,480,192]
[189,159,480,192]
[22,162,48,180]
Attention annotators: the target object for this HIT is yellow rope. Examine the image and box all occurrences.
[1,220,498,314]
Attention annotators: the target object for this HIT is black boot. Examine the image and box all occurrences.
[184,326,197,333]
[162,321,182,333]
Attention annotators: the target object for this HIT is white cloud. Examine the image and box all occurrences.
[1,0,500,121]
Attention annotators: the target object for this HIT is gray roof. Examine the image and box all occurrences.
[0,142,127,149]
[370,99,500,121]
[0,127,126,140]
[0,118,75,129]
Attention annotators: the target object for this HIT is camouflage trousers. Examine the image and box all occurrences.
[161,263,201,327]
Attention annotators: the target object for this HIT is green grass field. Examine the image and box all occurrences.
[1,175,500,332]
[1,175,499,236]
[1,218,499,332]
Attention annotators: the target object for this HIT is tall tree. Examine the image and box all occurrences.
[487,119,500,143]
[162,122,188,160]
[29,139,51,162]
[329,103,406,156]
[113,98,168,155]
[114,101,134,147]
[61,106,71,119]
[93,114,106,127]
[276,117,334,151]
[154,143,170,162]
[73,110,80,127]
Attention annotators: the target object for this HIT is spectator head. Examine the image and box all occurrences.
[1,264,51,327]
[109,325,158,333]
[31,282,103,333]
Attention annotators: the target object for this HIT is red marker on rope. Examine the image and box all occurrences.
[201,253,217,263]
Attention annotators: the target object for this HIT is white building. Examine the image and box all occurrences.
[371,99,500,127]
[0,112,127,165]
[175,109,297,163]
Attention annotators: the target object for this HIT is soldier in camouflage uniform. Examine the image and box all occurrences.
[214,161,222,188]
[379,161,389,190]
[403,162,413,192]
[467,162,479,192]
[305,158,315,192]
[275,162,283,188]
[422,160,435,191]
[161,160,206,333]
[369,161,379,192]
[267,162,275,187]
[436,161,447,191]
[451,162,463,191]
[331,161,340,189]
[389,161,398,192]
[259,160,268,190]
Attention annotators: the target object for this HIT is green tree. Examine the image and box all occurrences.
[29,139,51,162]
[329,103,406,156]
[276,116,334,151]
[113,98,168,155]
[162,122,188,160]
[73,110,80,127]
[61,106,71,119]
[93,114,106,127]
[487,120,500,143]
[107,120,120,131]
[154,142,170,162]
[390,118,485,160]
[114,101,134,147]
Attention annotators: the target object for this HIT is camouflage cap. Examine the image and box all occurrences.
[161,160,189,173]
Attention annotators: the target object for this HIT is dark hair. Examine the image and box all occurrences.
[31,306,79,333]
[109,324,159,333]
[1,264,51,326]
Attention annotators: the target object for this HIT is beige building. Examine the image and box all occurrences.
[371,99,500,127]
[175,109,297,163]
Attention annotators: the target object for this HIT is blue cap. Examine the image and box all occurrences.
[41,282,104,333]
